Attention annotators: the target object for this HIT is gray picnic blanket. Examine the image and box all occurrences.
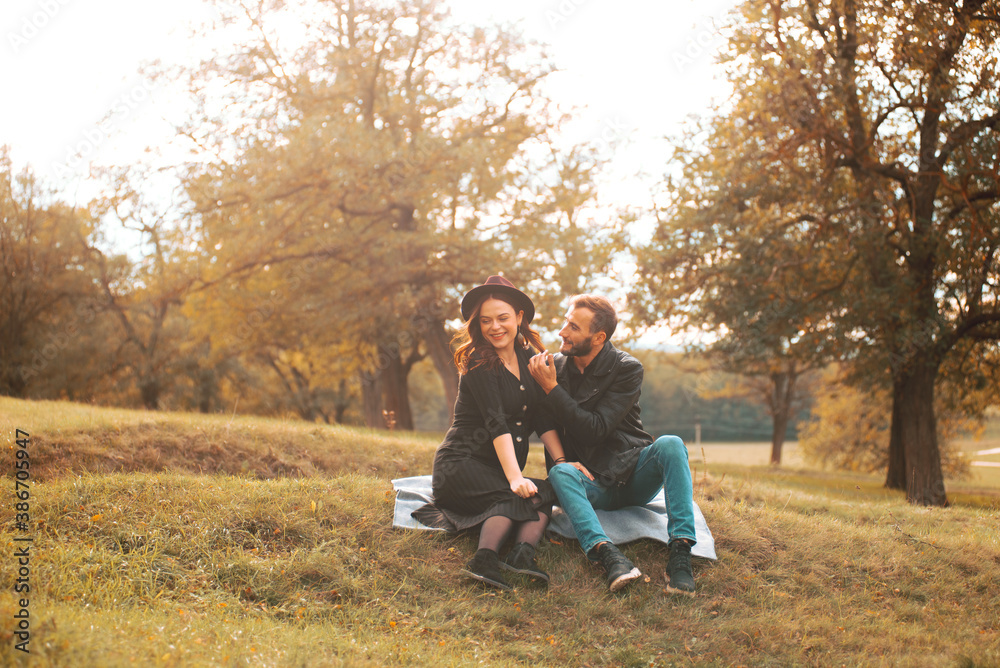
[391,475,717,560]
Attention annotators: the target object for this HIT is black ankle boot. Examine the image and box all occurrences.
[461,549,512,591]
[590,542,641,592]
[501,542,549,583]
[665,539,696,596]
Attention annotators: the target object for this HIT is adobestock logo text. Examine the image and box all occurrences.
[7,0,73,53]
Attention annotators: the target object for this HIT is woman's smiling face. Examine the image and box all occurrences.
[479,297,523,353]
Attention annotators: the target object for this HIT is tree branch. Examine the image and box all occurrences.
[951,312,1000,345]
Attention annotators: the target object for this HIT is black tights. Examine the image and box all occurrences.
[477,511,549,553]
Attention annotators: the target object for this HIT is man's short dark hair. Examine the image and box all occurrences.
[570,294,617,339]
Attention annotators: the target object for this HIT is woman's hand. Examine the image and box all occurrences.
[510,476,538,498]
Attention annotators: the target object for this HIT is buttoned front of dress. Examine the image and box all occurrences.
[415,345,557,532]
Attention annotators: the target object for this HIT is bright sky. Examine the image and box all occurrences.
[1,0,734,203]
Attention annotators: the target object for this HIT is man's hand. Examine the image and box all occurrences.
[528,352,558,393]
[553,458,595,481]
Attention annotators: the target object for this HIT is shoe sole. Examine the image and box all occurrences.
[461,568,513,592]
[663,572,696,597]
[500,563,550,584]
[609,567,642,592]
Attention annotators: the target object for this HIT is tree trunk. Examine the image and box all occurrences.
[360,368,383,428]
[890,360,947,506]
[380,345,414,430]
[421,318,458,424]
[0,359,28,397]
[769,413,787,466]
[139,375,161,410]
[333,378,350,424]
[360,342,415,430]
[289,367,319,423]
[884,375,908,490]
[768,370,797,466]
[197,368,216,413]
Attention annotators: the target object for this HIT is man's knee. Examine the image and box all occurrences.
[549,462,585,490]
[652,435,688,462]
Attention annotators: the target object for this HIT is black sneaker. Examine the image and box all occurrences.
[501,542,549,584]
[592,542,641,592]
[665,539,696,596]
[461,549,513,592]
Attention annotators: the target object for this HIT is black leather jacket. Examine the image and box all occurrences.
[542,342,653,486]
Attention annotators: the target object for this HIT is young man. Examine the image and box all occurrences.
[527,295,697,595]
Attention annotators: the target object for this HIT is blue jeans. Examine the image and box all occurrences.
[549,435,696,556]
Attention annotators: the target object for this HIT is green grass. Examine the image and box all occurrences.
[1,397,999,666]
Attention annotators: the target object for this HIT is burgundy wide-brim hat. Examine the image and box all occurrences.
[461,275,535,324]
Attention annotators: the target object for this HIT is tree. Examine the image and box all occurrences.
[799,365,975,477]
[183,259,368,422]
[634,349,789,444]
[86,168,203,409]
[636,0,1000,505]
[693,359,819,465]
[168,0,611,428]
[0,148,103,398]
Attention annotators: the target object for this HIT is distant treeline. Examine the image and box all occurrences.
[635,348,808,443]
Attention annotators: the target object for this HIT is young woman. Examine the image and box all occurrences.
[412,276,570,591]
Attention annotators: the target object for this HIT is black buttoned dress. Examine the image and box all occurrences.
[412,346,557,532]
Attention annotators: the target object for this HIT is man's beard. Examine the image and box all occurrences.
[562,336,594,357]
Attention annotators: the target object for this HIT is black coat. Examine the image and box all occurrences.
[542,342,653,486]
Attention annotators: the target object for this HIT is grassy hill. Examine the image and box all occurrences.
[1,397,998,667]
